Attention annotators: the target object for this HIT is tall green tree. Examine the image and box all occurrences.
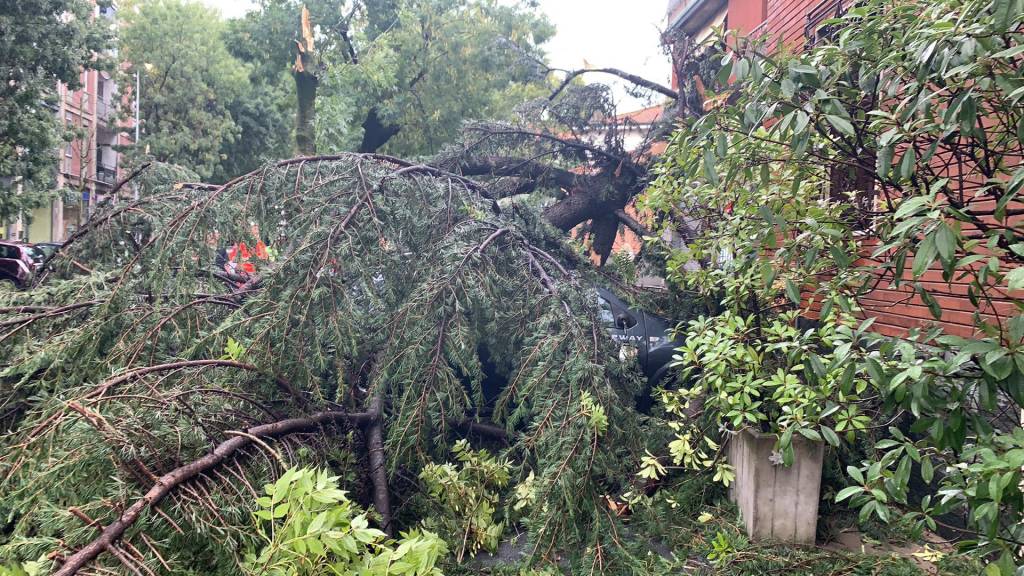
[229,0,554,158]
[0,0,111,221]
[120,0,250,181]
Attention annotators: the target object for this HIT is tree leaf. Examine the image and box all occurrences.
[785,279,802,305]
[826,114,856,136]
[836,486,864,502]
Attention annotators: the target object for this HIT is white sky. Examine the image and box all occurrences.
[200,0,672,111]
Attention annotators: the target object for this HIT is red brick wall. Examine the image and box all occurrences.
[727,0,768,36]
[713,0,1022,337]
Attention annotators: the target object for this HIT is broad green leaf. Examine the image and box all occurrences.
[785,279,802,305]
[935,222,956,262]
[836,486,864,502]
[913,233,937,277]
[826,114,856,136]
[1007,266,1024,291]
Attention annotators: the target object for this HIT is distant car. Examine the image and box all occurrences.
[24,245,48,270]
[0,241,35,289]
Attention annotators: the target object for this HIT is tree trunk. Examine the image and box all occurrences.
[292,6,318,156]
[366,396,392,535]
[358,108,401,153]
[590,213,619,266]
[542,184,629,232]
[294,70,317,155]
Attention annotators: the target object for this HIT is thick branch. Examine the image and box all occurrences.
[614,209,651,238]
[456,156,583,192]
[365,396,391,535]
[590,213,619,266]
[549,68,679,102]
[53,410,374,576]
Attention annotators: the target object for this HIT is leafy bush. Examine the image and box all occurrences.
[245,467,447,576]
[418,440,511,562]
[645,0,1024,570]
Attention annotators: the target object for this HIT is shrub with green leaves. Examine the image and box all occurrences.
[418,440,511,562]
[245,467,447,576]
[645,0,1024,570]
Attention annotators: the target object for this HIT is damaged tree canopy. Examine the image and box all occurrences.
[0,155,647,574]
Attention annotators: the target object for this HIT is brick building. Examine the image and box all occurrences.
[2,2,136,243]
[664,0,1020,338]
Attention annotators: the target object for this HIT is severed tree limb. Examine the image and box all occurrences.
[452,419,509,443]
[365,396,392,536]
[549,68,679,102]
[456,156,583,192]
[613,209,652,238]
[52,410,374,576]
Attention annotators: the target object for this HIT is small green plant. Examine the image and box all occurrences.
[245,466,447,576]
[419,440,511,562]
[706,530,742,566]
[0,559,46,576]
[221,336,246,361]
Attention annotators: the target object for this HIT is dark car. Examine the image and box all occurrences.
[596,287,683,391]
[33,242,63,262]
[598,286,684,407]
[24,245,47,270]
[472,286,684,416]
[0,241,35,289]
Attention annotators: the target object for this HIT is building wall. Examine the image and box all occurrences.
[667,0,1021,338]
[10,1,135,244]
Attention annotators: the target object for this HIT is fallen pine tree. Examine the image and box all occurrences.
[0,155,653,574]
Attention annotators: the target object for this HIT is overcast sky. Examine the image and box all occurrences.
[200,0,672,111]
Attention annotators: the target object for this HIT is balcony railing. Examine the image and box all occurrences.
[96,99,112,123]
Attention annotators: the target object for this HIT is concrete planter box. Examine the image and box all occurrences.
[726,428,824,544]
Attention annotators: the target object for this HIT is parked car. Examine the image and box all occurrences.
[24,245,48,270]
[32,242,63,262]
[0,241,35,289]
[473,285,685,415]
[595,287,685,409]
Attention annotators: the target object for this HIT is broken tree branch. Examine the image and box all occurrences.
[613,209,651,238]
[365,396,392,536]
[52,410,373,576]
[549,68,679,102]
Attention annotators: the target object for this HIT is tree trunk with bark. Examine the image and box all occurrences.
[293,5,318,156]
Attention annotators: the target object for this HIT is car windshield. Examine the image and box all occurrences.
[596,296,616,328]
[27,246,46,263]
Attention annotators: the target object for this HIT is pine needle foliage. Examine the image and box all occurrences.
[0,154,647,574]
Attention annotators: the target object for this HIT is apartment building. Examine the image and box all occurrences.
[3,1,136,243]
